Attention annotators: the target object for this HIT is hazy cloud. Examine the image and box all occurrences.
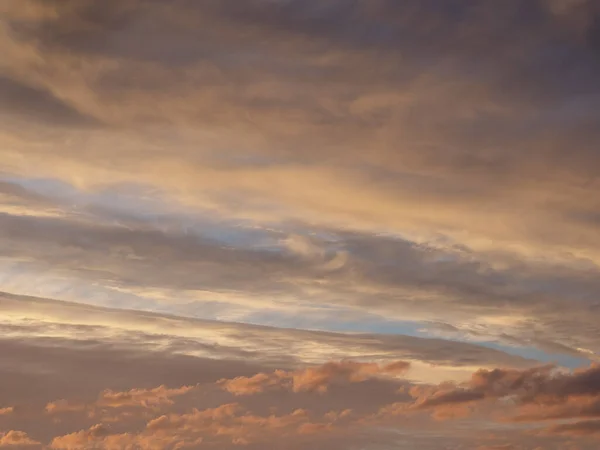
[1,0,598,447]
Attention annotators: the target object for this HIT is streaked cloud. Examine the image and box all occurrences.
[0,0,598,447]
[0,296,596,449]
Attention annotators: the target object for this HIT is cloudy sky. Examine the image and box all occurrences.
[1,0,600,448]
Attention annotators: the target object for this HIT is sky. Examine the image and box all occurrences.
[1,0,600,448]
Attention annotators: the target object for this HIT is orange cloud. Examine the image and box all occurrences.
[513,395,600,422]
[49,424,142,450]
[542,420,600,436]
[51,404,337,449]
[220,360,410,395]
[98,384,196,408]
[46,384,197,416]
[0,431,40,447]
[291,360,410,393]
[14,359,600,448]
[218,371,287,396]
[45,400,86,414]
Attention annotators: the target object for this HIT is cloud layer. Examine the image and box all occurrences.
[1,0,599,448]
[0,296,597,449]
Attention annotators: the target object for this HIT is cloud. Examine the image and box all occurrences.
[219,360,410,395]
[46,385,197,417]
[49,424,128,450]
[45,400,86,415]
[97,385,196,409]
[2,202,600,362]
[0,75,100,127]
[543,419,600,436]
[1,0,598,255]
[0,1,599,448]
[0,292,538,375]
[405,365,558,419]
[373,362,600,434]
[50,407,319,449]
[48,401,353,449]
[0,431,40,447]
[13,356,600,449]
[0,295,577,448]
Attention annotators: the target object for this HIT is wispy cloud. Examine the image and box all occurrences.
[1,0,598,447]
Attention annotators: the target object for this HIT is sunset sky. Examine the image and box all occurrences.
[1,0,600,448]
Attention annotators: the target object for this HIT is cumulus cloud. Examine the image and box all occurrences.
[0,431,40,447]
[97,385,196,409]
[370,361,600,438]
[13,356,600,449]
[50,406,332,449]
[219,360,410,395]
[46,384,197,417]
